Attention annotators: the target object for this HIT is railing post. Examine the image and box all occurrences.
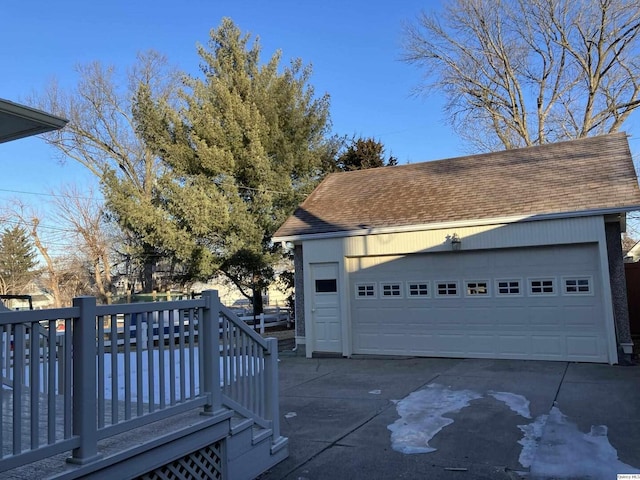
[201,290,222,415]
[264,337,281,441]
[68,296,101,465]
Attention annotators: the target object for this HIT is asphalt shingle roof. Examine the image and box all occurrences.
[273,133,640,239]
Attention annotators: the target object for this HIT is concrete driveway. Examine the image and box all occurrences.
[260,356,640,480]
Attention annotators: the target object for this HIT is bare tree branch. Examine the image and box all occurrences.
[403,0,640,150]
[50,184,114,303]
[27,51,181,292]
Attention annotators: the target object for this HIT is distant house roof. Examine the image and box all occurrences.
[0,98,67,144]
[625,241,640,262]
[274,133,640,241]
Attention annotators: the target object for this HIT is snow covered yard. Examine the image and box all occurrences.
[102,347,261,403]
[103,348,200,403]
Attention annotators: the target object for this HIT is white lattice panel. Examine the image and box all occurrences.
[138,440,224,480]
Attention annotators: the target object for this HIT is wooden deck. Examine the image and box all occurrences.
[0,292,287,479]
[2,390,231,479]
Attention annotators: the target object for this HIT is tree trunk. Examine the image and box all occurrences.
[252,285,264,315]
[141,243,156,293]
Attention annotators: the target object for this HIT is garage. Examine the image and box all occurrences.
[273,134,640,364]
[349,244,607,362]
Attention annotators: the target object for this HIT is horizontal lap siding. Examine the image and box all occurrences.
[343,216,604,258]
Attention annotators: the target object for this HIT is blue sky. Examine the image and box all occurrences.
[0,0,464,207]
[2,0,640,220]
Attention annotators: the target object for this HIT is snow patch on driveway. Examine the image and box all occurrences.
[517,412,548,468]
[389,384,640,477]
[520,407,640,478]
[489,391,531,418]
[387,384,481,454]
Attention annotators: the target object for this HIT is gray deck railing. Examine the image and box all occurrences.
[0,290,281,473]
[219,302,280,436]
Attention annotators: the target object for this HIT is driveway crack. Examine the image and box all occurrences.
[275,401,394,478]
[552,362,569,407]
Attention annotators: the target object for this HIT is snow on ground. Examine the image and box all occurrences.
[389,386,640,478]
[103,348,258,403]
[517,412,548,468]
[489,391,531,419]
[103,349,200,403]
[387,384,482,454]
[521,407,640,479]
[6,347,254,403]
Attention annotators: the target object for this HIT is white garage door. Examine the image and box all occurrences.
[349,244,609,362]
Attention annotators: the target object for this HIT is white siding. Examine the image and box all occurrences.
[303,237,345,263]
[343,216,604,257]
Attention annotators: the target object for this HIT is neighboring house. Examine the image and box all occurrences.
[625,241,640,262]
[273,133,640,364]
[23,281,56,309]
[193,272,291,309]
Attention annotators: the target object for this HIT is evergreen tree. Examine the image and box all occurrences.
[0,226,38,294]
[336,137,398,171]
[129,18,336,311]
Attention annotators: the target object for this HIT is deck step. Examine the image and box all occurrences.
[252,425,272,445]
[270,435,289,455]
[229,415,275,444]
[229,416,254,435]
[227,425,288,480]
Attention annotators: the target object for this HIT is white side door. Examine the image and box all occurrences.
[310,263,341,353]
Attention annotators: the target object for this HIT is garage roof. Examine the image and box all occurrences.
[0,98,68,144]
[274,133,640,241]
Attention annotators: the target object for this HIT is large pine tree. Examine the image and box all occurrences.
[123,18,336,310]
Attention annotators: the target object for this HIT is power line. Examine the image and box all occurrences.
[0,179,299,200]
[0,217,76,233]
[0,188,99,201]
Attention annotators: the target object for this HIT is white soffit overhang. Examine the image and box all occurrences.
[0,98,68,144]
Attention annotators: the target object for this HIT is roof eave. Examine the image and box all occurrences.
[0,98,68,144]
[272,206,640,244]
